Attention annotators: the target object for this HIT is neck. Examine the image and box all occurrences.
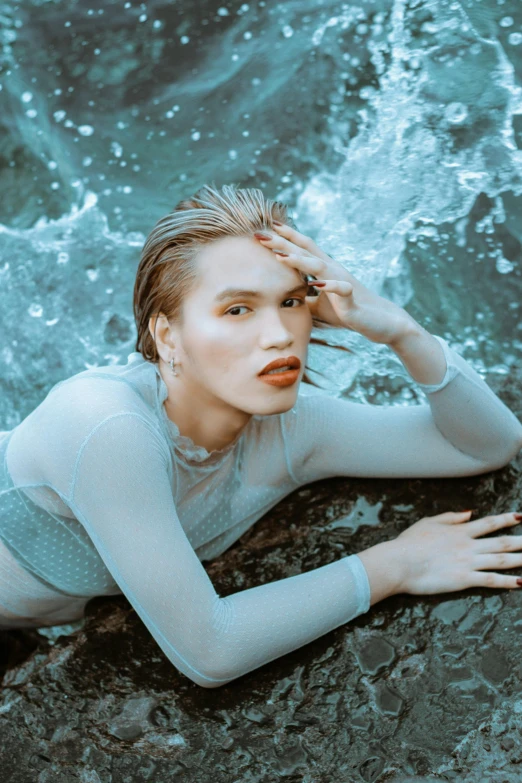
[159,364,252,454]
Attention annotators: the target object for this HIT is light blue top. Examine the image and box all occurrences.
[1,335,521,687]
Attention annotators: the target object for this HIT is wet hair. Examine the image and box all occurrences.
[133,182,352,387]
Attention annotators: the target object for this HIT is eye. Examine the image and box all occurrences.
[225,305,250,316]
[282,297,305,308]
[224,298,304,317]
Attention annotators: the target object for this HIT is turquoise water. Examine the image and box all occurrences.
[0,0,521,424]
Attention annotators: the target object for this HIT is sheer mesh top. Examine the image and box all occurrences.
[1,335,521,687]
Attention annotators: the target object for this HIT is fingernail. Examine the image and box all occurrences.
[514,513,522,520]
[276,252,289,257]
[310,281,326,287]
[273,220,283,226]
[517,578,522,586]
[253,232,272,240]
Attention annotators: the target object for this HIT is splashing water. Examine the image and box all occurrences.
[1,0,521,426]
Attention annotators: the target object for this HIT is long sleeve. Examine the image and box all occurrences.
[412,334,522,464]
[284,335,522,483]
[68,412,370,688]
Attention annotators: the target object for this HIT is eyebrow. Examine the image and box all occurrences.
[214,281,309,303]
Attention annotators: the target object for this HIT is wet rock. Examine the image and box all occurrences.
[1,315,521,783]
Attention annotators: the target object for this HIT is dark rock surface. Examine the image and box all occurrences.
[0,368,521,783]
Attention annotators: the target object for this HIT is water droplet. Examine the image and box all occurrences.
[78,125,94,136]
[28,303,43,318]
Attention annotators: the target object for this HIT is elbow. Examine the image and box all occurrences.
[180,647,235,690]
[481,433,522,472]
[178,653,233,689]
[182,664,231,689]
[502,430,522,465]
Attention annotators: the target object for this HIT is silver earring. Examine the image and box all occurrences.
[169,357,178,376]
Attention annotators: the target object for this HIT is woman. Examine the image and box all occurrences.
[1,183,521,689]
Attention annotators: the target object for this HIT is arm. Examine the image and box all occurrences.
[68,413,373,689]
[286,333,522,483]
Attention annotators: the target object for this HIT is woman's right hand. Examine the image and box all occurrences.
[393,509,522,595]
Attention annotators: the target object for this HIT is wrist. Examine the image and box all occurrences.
[387,316,424,350]
[357,538,408,606]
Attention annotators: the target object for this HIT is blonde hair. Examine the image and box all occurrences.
[133,182,351,387]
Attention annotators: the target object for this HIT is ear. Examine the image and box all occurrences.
[149,313,176,355]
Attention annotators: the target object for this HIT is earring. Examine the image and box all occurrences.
[169,357,178,376]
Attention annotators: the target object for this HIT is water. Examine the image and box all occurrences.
[1,4,522,779]
[0,0,521,422]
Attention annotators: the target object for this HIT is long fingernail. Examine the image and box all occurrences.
[517,578,522,586]
[310,281,326,287]
[514,513,522,520]
[253,232,272,240]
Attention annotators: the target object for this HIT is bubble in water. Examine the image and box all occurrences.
[111,141,123,158]
[508,32,522,46]
[28,303,43,318]
[78,125,94,136]
[21,91,33,103]
[180,35,190,44]
[282,25,294,38]
[217,7,230,16]
[499,16,514,28]
[25,109,37,118]
[444,102,468,125]
[496,257,515,274]
[57,252,69,264]
[191,131,201,141]
[53,110,66,123]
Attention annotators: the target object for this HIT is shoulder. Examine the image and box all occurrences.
[17,371,165,471]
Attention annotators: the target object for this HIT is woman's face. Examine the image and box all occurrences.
[172,234,313,416]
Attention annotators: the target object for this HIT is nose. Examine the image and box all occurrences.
[258,309,295,351]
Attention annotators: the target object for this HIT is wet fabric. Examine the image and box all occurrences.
[0,335,521,686]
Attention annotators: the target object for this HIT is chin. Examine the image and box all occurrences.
[256,390,299,416]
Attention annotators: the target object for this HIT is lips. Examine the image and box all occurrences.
[259,356,301,375]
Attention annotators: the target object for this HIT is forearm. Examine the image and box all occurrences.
[389,321,449,386]
[389,322,522,466]
[204,553,374,686]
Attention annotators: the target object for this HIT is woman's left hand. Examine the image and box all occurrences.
[256,222,418,346]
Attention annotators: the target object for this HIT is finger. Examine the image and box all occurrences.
[475,552,522,570]
[256,230,317,261]
[468,571,522,590]
[271,222,319,255]
[269,236,317,259]
[274,252,325,278]
[308,279,354,297]
[474,534,522,553]
[433,510,474,524]
[467,512,522,538]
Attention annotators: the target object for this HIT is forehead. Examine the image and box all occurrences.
[192,235,305,296]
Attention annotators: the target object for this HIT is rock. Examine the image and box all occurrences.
[1,367,521,782]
